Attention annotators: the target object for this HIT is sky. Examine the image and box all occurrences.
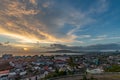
[0,0,120,52]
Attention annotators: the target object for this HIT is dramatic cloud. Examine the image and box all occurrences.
[0,0,110,48]
[0,0,120,56]
[0,0,67,44]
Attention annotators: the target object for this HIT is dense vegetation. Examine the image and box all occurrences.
[42,68,73,80]
[105,65,120,72]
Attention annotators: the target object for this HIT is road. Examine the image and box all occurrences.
[51,73,120,80]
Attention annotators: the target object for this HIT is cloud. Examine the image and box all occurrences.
[91,38,105,41]
[42,1,52,8]
[0,43,3,45]
[0,0,64,44]
[91,35,120,41]
[91,35,107,41]
[29,0,37,5]
[5,0,39,17]
[89,0,108,14]
[78,35,91,39]
[109,37,120,40]
[0,0,109,47]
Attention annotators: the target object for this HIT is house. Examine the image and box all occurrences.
[55,59,66,67]
[54,56,69,61]
[0,70,9,77]
[0,70,9,80]
[0,75,8,80]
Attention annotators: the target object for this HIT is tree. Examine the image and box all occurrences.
[82,75,87,80]
[105,65,120,72]
[68,57,76,68]
[90,76,98,80]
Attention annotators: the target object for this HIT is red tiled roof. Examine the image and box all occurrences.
[0,62,13,71]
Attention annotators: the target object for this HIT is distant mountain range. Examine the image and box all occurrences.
[46,50,80,53]
[50,43,120,51]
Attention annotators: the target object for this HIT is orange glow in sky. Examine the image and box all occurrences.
[23,48,29,51]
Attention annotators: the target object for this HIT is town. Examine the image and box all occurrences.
[0,52,120,80]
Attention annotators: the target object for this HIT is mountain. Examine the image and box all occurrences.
[45,50,80,53]
[50,43,120,51]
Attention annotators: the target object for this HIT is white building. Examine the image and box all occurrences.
[86,68,104,74]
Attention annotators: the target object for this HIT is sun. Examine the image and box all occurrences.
[23,48,29,51]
